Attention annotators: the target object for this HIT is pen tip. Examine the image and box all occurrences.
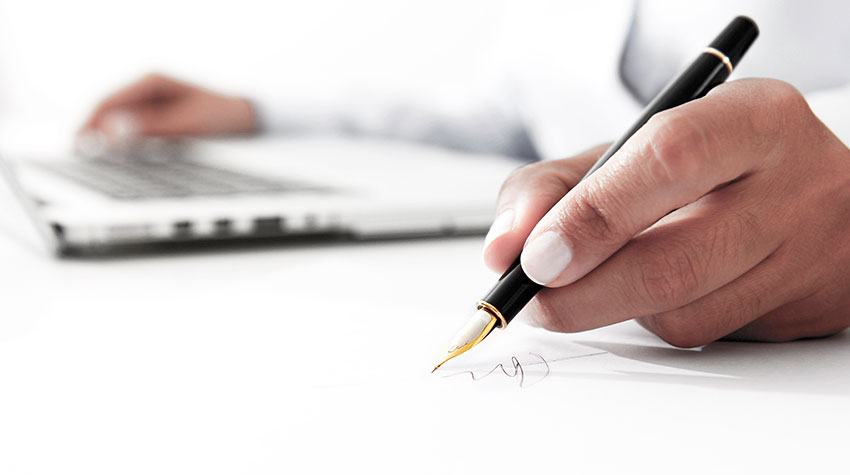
[430,311,499,376]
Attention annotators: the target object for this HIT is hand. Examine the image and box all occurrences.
[78,73,257,148]
[483,78,850,347]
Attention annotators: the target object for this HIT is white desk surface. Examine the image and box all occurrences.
[0,232,847,475]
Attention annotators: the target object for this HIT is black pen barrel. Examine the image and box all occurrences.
[710,15,759,68]
[481,256,540,327]
[479,16,758,328]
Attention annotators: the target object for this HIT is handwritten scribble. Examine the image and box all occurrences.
[442,352,546,388]
[442,351,608,388]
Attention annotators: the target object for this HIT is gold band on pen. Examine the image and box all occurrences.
[477,300,508,329]
[702,47,733,73]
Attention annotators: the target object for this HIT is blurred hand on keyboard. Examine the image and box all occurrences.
[77,73,257,157]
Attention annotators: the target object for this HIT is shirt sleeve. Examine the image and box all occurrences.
[251,74,538,161]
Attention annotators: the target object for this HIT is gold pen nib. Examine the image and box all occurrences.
[431,309,498,373]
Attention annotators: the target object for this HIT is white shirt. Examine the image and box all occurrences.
[258,0,850,160]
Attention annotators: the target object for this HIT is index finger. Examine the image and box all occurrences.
[483,144,607,273]
[519,80,789,287]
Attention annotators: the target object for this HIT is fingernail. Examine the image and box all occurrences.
[521,230,573,285]
[483,209,515,249]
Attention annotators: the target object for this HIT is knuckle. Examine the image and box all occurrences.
[498,161,574,211]
[642,110,709,184]
[764,79,807,112]
[694,210,760,266]
[561,184,622,245]
[495,167,531,211]
[749,79,810,140]
[649,314,707,348]
[729,208,762,244]
[500,162,552,197]
[638,243,704,309]
[500,164,538,194]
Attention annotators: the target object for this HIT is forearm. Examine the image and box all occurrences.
[253,81,538,161]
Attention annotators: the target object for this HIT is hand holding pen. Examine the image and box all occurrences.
[435,16,850,369]
[484,77,850,347]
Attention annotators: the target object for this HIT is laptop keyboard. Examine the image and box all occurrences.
[36,158,325,200]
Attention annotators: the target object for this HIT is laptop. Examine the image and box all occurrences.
[0,136,521,256]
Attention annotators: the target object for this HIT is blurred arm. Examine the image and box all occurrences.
[254,78,538,161]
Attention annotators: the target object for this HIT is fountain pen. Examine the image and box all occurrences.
[433,16,759,372]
